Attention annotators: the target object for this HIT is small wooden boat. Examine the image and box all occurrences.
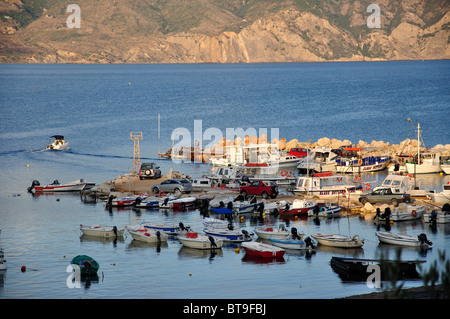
[126,225,168,243]
[375,231,432,248]
[278,199,317,216]
[268,236,317,250]
[390,204,425,221]
[70,255,99,276]
[423,208,450,224]
[312,233,364,248]
[330,256,424,281]
[105,194,142,207]
[307,203,341,217]
[80,224,125,238]
[142,222,190,236]
[178,233,223,250]
[240,242,285,258]
[135,195,178,208]
[254,224,292,240]
[28,178,93,193]
[159,196,196,209]
[203,226,254,242]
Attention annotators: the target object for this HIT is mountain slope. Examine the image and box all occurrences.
[0,0,449,63]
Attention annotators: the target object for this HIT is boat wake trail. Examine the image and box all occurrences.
[66,150,160,161]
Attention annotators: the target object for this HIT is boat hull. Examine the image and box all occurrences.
[127,228,168,243]
[203,227,254,242]
[312,233,364,248]
[241,242,285,258]
[178,234,223,249]
[423,212,450,224]
[268,237,316,250]
[254,226,291,240]
[80,225,124,238]
[375,231,430,248]
[35,182,87,192]
[405,163,442,174]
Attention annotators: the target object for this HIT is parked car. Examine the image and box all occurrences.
[358,187,411,206]
[288,148,308,158]
[139,163,161,180]
[239,181,278,199]
[152,179,192,195]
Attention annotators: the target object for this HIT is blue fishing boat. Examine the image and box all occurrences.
[142,222,190,235]
[268,236,317,250]
[203,225,254,242]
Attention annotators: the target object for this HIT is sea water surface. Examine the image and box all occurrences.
[0,61,449,299]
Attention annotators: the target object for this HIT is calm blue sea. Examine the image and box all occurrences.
[0,61,449,301]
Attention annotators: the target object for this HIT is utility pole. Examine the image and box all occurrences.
[130,132,143,174]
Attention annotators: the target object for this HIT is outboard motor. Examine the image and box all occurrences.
[442,203,450,213]
[241,229,250,239]
[418,233,433,246]
[156,231,161,243]
[106,195,114,207]
[163,197,169,206]
[227,201,233,210]
[227,223,234,231]
[208,236,217,248]
[284,203,290,212]
[304,236,315,249]
[381,207,391,221]
[291,227,301,240]
[219,201,225,208]
[27,180,40,193]
[313,205,320,216]
[375,207,381,218]
[430,210,438,224]
[113,226,118,237]
[179,222,186,231]
[134,197,142,206]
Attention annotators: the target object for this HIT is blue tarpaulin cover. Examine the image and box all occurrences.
[210,208,235,214]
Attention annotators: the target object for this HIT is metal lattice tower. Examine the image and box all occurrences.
[130,132,143,174]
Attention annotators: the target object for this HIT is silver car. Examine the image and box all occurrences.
[152,179,192,195]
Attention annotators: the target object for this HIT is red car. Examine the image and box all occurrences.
[288,148,308,158]
[239,181,278,199]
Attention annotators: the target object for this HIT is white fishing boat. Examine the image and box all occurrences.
[390,204,425,221]
[307,203,341,217]
[297,147,338,174]
[142,222,190,236]
[46,135,69,150]
[126,225,169,243]
[375,231,432,248]
[0,248,6,271]
[80,224,125,238]
[254,224,292,240]
[291,175,363,199]
[427,184,450,204]
[405,123,442,174]
[423,208,450,224]
[28,178,94,193]
[202,217,233,229]
[266,155,301,169]
[312,233,364,248]
[268,236,317,251]
[159,196,196,209]
[178,232,223,250]
[203,226,254,242]
[228,195,263,214]
[135,195,178,208]
[262,200,289,215]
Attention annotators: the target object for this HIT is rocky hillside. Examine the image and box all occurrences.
[0,0,449,63]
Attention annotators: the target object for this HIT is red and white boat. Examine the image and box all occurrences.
[159,196,196,209]
[278,199,316,216]
[28,179,94,193]
[241,242,285,258]
[105,194,144,207]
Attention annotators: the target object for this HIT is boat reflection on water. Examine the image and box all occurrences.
[241,253,285,264]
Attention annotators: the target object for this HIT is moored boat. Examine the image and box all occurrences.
[307,203,341,217]
[268,236,317,250]
[0,248,6,271]
[105,194,142,207]
[126,225,168,243]
[375,231,432,248]
[178,233,223,250]
[80,224,124,238]
[142,222,190,236]
[312,233,364,248]
[70,255,99,276]
[28,178,93,193]
[254,224,292,240]
[390,204,425,221]
[240,241,285,258]
[135,195,178,208]
[159,196,196,209]
[278,199,316,216]
[426,184,450,204]
[423,205,450,224]
[203,226,254,242]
